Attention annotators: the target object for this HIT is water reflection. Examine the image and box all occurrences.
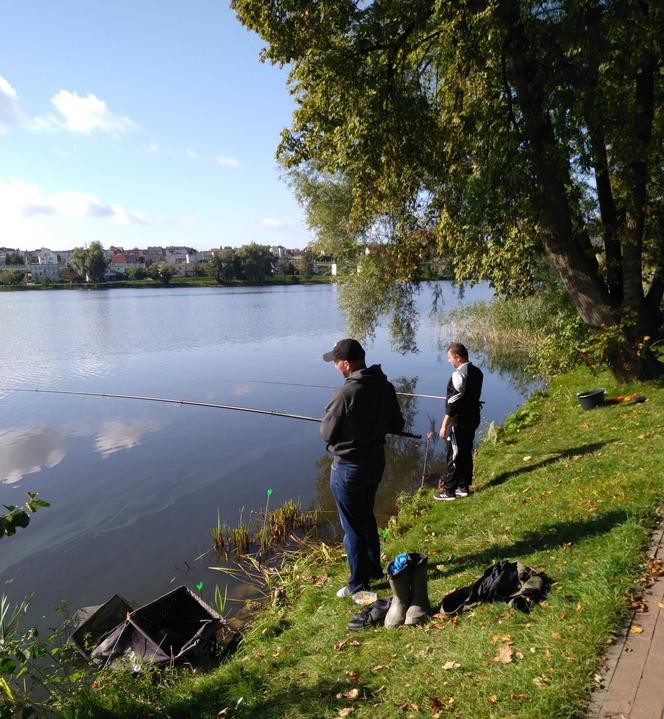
[0,283,536,626]
[0,426,66,485]
[94,418,164,459]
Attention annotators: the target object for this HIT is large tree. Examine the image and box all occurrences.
[69,241,108,282]
[233,0,664,381]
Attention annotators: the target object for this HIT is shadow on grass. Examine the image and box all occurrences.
[480,440,617,491]
[167,668,355,719]
[429,509,630,580]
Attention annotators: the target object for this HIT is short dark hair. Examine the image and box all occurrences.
[447,342,469,360]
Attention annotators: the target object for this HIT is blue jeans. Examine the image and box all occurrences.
[330,458,385,593]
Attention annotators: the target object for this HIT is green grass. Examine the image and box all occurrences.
[58,366,664,718]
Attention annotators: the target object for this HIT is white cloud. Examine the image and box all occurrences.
[186,148,199,160]
[145,142,160,154]
[0,177,147,241]
[94,419,162,459]
[31,90,136,137]
[216,153,241,168]
[259,217,297,230]
[0,426,66,485]
[0,75,23,133]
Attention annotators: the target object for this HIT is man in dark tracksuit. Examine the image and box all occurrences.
[433,342,483,501]
[320,338,404,597]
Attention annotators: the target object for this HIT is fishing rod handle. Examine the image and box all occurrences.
[393,430,422,439]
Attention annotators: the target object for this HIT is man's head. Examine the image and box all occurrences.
[323,338,366,378]
[447,342,469,369]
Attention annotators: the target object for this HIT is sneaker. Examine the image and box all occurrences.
[455,487,469,497]
[433,490,456,501]
[336,586,352,598]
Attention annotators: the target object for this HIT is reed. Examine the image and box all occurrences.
[268,499,300,543]
[231,509,249,556]
[208,509,229,558]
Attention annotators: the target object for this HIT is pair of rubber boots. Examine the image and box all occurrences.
[384,552,430,627]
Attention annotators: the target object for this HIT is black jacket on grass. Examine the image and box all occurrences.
[320,364,404,464]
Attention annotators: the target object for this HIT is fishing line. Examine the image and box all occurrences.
[217,376,445,401]
[1,387,422,439]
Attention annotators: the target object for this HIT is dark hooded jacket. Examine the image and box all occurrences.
[320,364,404,464]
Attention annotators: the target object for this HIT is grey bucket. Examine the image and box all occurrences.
[577,389,605,410]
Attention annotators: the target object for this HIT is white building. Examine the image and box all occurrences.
[28,262,60,282]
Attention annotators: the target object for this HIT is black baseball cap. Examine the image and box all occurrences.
[322,338,366,362]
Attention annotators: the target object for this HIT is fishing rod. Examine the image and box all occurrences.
[1,387,422,439]
[216,377,446,401]
[218,377,445,399]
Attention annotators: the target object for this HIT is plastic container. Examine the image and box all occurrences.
[352,591,378,606]
[577,389,605,410]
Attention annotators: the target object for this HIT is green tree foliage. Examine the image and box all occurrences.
[209,247,242,283]
[236,243,274,283]
[127,266,148,280]
[0,493,49,539]
[233,0,664,380]
[69,241,108,282]
[147,262,176,284]
[3,253,24,266]
[0,269,25,286]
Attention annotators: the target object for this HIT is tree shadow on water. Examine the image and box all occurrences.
[480,440,617,491]
[429,508,630,580]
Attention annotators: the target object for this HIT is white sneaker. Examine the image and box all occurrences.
[455,487,469,497]
[336,586,352,598]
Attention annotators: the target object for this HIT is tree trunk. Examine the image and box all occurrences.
[496,0,664,382]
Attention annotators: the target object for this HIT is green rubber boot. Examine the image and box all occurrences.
[405,553,430,625]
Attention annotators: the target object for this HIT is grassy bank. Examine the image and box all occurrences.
[0,275,333,292]
[60,367,663,719]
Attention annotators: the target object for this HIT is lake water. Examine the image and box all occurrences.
[0,282,532,622]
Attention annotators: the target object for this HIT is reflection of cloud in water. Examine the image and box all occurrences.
[0,426,66,484]
[94,419,163,458]
[232,383,256,398]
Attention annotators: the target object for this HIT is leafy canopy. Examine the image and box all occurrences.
[233,0,664,379]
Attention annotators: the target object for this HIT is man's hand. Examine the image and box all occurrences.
[439,415,452,440]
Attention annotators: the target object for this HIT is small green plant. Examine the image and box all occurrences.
[0,594,90,718]
[0,492,50,539]
[268,500,300,543]
[209,509,229,558]
[231,509,249,556]
[213,585,228,616]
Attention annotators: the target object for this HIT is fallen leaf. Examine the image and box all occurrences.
[371,664,388,672]
[345,670,360,681]
[394,702,420,713]
[334,639,360,651]
[515,651,524,660]
[523,455,532,462]
[343,688,360,700]
[494,643,514,664]
[427,697,443,719]
[630,625,644,634]
[657,602,664,609]
[510,692,524,701]
[488,693,498,704]
[442,661,460,670]
[338,708,354,717]
[313,572,328,586]
[533,676,548,688]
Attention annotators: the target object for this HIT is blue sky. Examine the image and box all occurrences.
[0,1,311,251]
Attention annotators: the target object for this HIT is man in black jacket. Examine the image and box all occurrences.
[320,338,404,597]
[433,342,483,501]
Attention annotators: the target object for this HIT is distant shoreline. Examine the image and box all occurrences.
[0,275,335,292]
